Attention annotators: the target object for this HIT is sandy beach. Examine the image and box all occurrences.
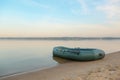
[0,51,120,80]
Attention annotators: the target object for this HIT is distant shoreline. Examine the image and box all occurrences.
[0,37,120,40]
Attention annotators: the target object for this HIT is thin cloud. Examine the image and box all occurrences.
[68,0,89,15]
[96,0,120,19]
[77,0,89,14]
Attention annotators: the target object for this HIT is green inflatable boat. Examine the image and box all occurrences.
[53,46,105,61]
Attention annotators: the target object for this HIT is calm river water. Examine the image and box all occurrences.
[0,40,120,77]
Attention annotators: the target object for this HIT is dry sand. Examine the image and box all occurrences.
[0,51,120,80]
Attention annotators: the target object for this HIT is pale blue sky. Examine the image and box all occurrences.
[0,0,120,37]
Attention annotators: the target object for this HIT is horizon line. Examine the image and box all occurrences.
[0,37,120,40]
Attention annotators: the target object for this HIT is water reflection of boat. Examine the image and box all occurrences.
[53,46,105,61]
[53,56,72,63]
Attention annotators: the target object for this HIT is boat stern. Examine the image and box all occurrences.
[93,49,105,60]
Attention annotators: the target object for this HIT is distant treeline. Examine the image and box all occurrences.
[0,37,120,40]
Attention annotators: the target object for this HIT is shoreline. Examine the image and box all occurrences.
[0,64,58,79]
[0,51,120,80]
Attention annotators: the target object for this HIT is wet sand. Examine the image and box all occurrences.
[0,51,120,80]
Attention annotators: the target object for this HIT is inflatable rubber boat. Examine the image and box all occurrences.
[53,46,105,61]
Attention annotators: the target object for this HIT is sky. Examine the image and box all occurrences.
[0,0,120,37]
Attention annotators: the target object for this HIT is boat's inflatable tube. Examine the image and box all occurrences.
[53,46,105,61]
